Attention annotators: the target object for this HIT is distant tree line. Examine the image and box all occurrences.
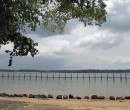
[0,69,130,73]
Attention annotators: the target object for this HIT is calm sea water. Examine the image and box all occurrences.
[0,72,130,97]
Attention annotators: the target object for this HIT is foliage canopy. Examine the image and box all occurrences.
[0,0,107,66]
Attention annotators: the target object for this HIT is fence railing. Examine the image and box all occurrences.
[0,72,129,80]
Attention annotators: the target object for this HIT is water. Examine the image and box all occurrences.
[0,72,130,97]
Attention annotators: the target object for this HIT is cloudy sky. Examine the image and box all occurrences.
[1,0,130,70]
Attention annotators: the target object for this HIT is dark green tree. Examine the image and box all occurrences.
[0,0,107,66]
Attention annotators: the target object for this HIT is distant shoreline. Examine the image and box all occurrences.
[1,69,130,73]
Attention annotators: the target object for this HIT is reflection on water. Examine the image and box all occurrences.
[0,72,130,97]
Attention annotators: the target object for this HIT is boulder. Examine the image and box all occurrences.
[8,94,27,98]
[125,96,130,100]
[91,95,98,99]
[34,94,40,98]
[75,96,82,99]
[0,93,9,97]
[41,94,48,99]
[48,94,53,98]
[9,94,14,97]
[22,94,28,97]
[29,94,35,98]
[69,94,74,99]
[17,94,23,98]
[56,95,62,99]
[116,97,124,100]
[11,94,17,97]
[10,94,23,98]
[63,95,68,99]
[98,96,105,100]
[109,96,115,100]
[84,96,90,99]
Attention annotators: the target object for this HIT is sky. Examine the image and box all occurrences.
[1,0,130,70]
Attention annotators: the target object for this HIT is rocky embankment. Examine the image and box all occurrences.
[0,93,130,100]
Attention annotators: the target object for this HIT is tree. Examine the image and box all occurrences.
[0,0,107,66]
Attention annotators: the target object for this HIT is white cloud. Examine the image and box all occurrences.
[74,30,123,50]
[105,1,116,14]
[98,56,130,65]
[0,43,13,54]
[37,38,72,57]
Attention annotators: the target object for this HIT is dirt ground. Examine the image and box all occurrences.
[0,97,130,110]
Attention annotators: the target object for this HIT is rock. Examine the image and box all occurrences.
[98,96,105,100]
[34,94,40,98]
[22,94,28,97]
[125,96,130,99]
[116,97,124,100]
[91,95,98,99]
[13,94,23,98]
[48,94,53,98]
[0,93,9,97]
[63,95,68,99]
[56,95,62,99]
[69,94,74,99]
[84,96,90,99]
[9,94,13,97]
[17,94,23,98]
[40,94,48,99]
[109,96,115,100]
[29,94,35,98]
[75,96,82,99]
[12,94,17,97]
[11,94,16,97]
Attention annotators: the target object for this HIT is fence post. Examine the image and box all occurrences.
[71,74,72,80]
[46,73,48,79]
[94,73,96,79]
[120,73,122,80]
[24,73,25,79]
[8,73,9,79]
[113,73,115,79]
[125,73,127,79]
[65,74,66,79]
[13,73,14,80]
[18,73,20,80]
[125,73,127,86]
[35,73,37,80]
[59,73,60,79]
[2,73,4,79]
[107,73,108,80]
[30,73,31,80]
[41,73,42,80]
[53,73,54,79]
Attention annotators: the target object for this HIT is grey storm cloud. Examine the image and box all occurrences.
[101,0,130,33]
[25,0,130,38]
[25,19,80,38]
[0,56,66,70]
[24,26,56,37]
[1,0,130,70]
[0,54,5,59]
